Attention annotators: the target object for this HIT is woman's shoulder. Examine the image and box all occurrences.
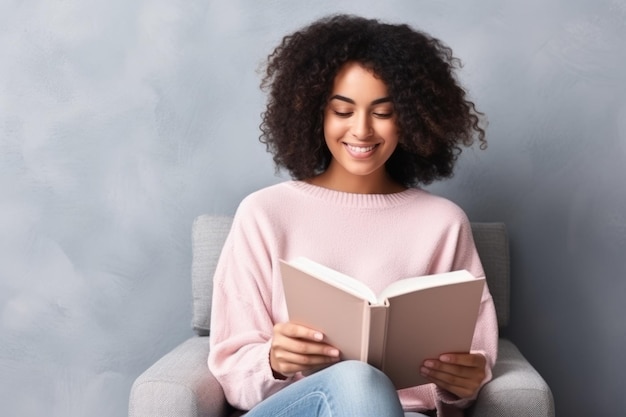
[232,181,304,219]
[408,187,467,212]
[404,188,472,228]
[239,180,299,205]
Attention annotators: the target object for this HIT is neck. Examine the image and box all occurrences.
[306,166,406,195]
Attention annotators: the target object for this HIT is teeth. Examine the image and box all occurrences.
[347,144,376,153]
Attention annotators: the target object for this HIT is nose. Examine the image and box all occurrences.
[351,114,373,140]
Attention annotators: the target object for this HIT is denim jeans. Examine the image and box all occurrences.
[244,360,431,417]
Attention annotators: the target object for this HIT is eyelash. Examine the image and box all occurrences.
[332,110,393,119]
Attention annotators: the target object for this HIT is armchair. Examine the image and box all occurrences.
[129,216,555,417]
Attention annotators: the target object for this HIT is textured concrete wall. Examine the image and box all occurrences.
[1,1,624,416]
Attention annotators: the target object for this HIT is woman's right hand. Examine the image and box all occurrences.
[270,321,341,379]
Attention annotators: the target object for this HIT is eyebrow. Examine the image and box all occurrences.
[329,94,392,106]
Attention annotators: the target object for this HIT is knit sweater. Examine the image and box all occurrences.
[208,181,498,415]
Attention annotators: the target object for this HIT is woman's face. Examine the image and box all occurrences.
[322,62,399,191]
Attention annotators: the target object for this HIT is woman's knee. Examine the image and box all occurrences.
[253,361,403,417]
[318,361,404,415]
[323,360,396,393]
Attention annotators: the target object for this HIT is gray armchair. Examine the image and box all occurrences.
[129,216,555,417]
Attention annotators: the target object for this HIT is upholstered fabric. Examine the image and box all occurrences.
[129,337,229,417]
[467,339,555,417]
[129,215,555,417]
[191,215,233,337]
[470,223,510,328]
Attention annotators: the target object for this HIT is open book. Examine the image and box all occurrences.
[279,257,485,389]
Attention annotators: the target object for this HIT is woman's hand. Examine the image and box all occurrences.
[270,321,341,379]
[420,353,487,399]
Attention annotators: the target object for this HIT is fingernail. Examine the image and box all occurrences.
[440,355,452,363]
[424,360,434,368]
[313,332,323,341]
[328,348,339,357]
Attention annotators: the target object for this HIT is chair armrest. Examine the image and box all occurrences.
[467,339,555,417]
[129,337,228,417]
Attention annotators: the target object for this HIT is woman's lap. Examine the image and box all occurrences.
[244,361,416,417]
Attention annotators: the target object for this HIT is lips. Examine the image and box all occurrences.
[346,144,377,153]
[343,143,381,160]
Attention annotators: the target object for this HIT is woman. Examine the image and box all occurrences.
[208,14,498,417]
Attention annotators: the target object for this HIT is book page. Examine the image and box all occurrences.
[377,269,474,303]
[287,257,378,304]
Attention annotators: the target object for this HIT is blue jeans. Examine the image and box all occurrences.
[244,360,431,417]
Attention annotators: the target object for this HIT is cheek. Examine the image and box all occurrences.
[379,122,399,142]
[324,118,345,139]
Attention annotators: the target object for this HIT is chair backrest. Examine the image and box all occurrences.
[191,215,233,336]
[191,215,510,336]
[469,222,510,328]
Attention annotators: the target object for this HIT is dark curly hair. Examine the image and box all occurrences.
[259,14,486,187]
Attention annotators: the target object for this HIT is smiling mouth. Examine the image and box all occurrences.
[345,143,378,153]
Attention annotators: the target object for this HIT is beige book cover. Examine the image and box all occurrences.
[279,257,485,389]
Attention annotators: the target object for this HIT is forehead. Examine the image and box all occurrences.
[330,62,389,98]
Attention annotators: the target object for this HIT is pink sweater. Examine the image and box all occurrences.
[208,181,498,415]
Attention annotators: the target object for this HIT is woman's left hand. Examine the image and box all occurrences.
[420,352,487,399]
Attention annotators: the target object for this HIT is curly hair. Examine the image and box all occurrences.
[259,14,486,187]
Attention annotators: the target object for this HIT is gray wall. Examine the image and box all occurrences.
[1,1,624,416]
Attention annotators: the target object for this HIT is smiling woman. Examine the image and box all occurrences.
[208,13,497,417]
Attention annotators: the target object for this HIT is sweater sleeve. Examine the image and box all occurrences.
[207,199,295,410]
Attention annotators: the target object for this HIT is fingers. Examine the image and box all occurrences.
[441,353,485,367]
[420,353,487,399]
[274,322,325,344]
[274,322,340,355]
[270,322,341,378]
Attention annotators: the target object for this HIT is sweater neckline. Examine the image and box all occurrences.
[287,180,421,208]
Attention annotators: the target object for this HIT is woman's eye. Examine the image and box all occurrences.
[333,110,353,117]
[373,112,393,119]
